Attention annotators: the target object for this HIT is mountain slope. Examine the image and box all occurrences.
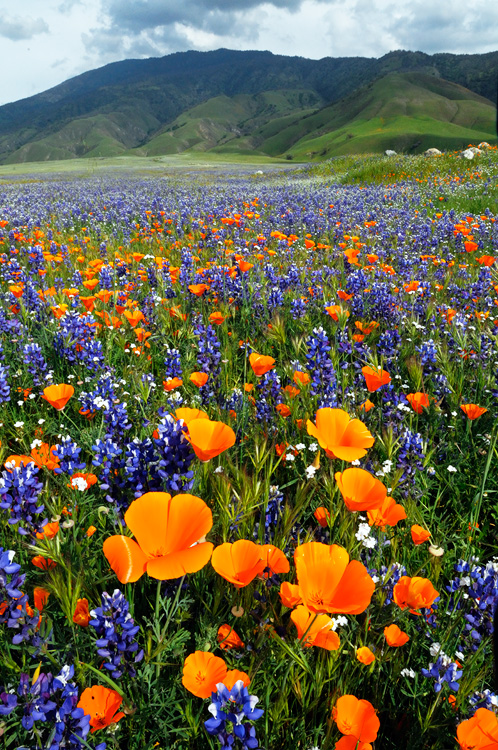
[263,72,498,158]
[0,49,497,163]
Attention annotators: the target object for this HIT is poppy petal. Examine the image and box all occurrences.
[103,535,148,583]
[146,542,214,580]
[162,494,213,553]
[329,560,375,614]
[124,492,172,557]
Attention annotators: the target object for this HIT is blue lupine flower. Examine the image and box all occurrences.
[23,342,48,386]
[90,589,143,679]
[205,680,263,750]
[0,463,46,536]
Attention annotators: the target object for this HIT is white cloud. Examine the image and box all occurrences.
[0,14,49,41]
[0,0,496,106]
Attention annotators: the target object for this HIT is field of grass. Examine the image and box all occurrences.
[0,147,497,750]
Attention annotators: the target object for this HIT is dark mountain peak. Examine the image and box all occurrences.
[0,47,496,164]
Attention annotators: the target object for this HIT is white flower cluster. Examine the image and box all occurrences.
[355,522,377,549]
[401,668,417,679]
[375,459,393,477]
[305,465,317,479]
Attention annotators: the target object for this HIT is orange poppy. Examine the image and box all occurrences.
[73,598,90,626]
[457,707,498,749]
[103,492,213,583]
[411,525,431,545]
[189,284,210,297]
[42,384,74,410]
[190,371,209,387]
[338,290,354,300]
[279,581,303,608]
[359,399,375,412]
[325,305,349,321]
[123,309,144,327]
[406,393,431,414]
[307,408,374,462]
[163,377,183,392]
[80,295,96,312]
[33,587,50,612]
[367,496,406,529]
[249,353,275,377]
[393,576,439,614]
[290,605,340,651]
[174,407,209,425]
[36,521,60,541]
[333,695,380,744]
[86,525,97,538]
[32,555,56,570]
[185,419,236,462]
[217,624,245,650]
[294,542,375,615]
[77,685,125,733]
[460,404,488,420]
[209,312,225,325]
[476,255,496,266]
[314,506,330,528]
[182,651,227,698]
[335,468,386,512]
[361,366,391,392]
[211,540,265,588]
[356,646,375,665]
[223,669,251,690]
[82,279,99,290]
[276,404,291,417]
[260,544,289,577]
[283,385,300,399]
[384,624,409,647]
[293,371,310,386]
[30,443,60,471]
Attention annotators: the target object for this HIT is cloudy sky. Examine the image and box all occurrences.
[1,0,497,106]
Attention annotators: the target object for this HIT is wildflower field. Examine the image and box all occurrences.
[1,149,498,750]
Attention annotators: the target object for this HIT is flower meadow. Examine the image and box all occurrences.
[0,150,498,749]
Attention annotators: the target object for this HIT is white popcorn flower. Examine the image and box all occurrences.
[355,523,371,541]
[71,477,88,492]
[447,465,457,473]
[305,465,317,479]
[401,668,417,678]
[308,443,319,452]
[362,536,377,549]
[14,421,24,428]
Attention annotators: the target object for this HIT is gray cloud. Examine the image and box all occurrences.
[384,4,498,55]
[103,0,305,34]
[83,0,268,60]
[0,14,49,41]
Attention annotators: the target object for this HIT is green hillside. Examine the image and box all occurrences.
[137,90,323,156]
[0,49,496,164]
[276,73,497,158]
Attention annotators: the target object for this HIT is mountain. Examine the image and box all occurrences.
[0,48,496,163]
